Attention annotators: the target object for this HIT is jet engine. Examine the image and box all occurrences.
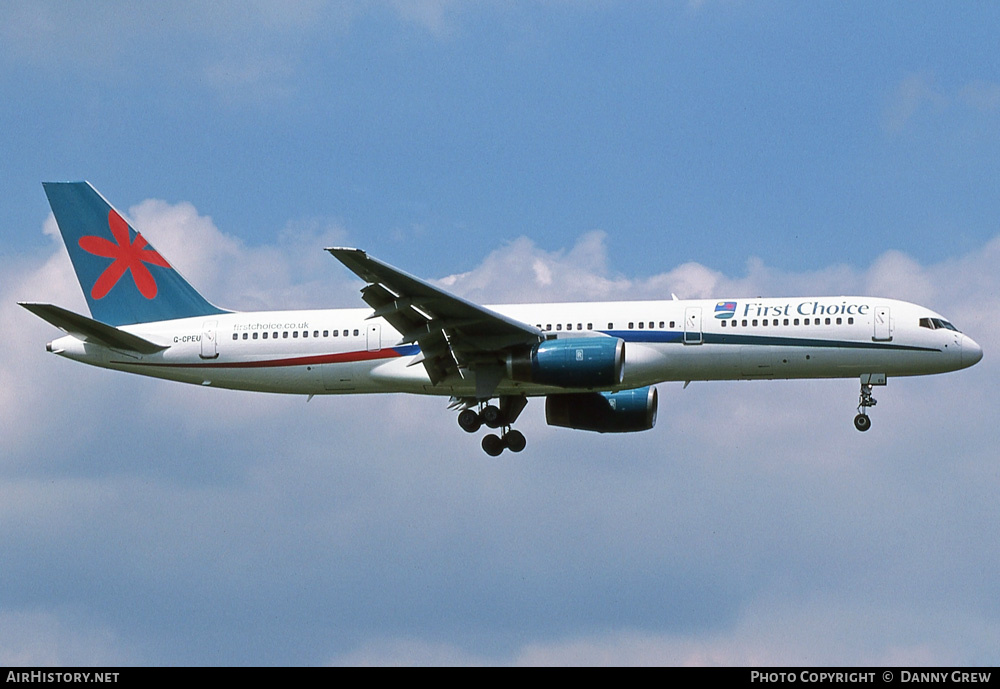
[545,386,658,433]
[507,337,625,389]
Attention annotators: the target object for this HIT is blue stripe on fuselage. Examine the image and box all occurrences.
[603,330,938,352]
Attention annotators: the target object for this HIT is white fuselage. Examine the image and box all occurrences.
[46,296,982,397]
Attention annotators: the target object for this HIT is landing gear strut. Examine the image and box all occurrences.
[456,395,528,455]
[854,374,885,432]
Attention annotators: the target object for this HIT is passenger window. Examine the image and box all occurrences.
[262,332,268,339]
[242,333,248,340]
[825,318,831,325]
[353,329,359,336]
[293,331,298,338]
[232,333,238,340]
[638,322,644,329]
[608,322,614,329]
[628,322,634,329]
[303,331,309,338]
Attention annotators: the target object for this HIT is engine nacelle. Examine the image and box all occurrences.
[545,386,658,433]
[507,337,625,389]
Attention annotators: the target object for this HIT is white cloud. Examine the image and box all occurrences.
[525,600,999,666]
[126,198,354,311]
[0,610,137,666]
[327,599,1000,666]
[436,232,631,304]
[883,74,946,134]
[387,0,463,38]
[883,74,1000,134]
[0,1,467,103]
[960,80,1000,112]
[202,55,298,103]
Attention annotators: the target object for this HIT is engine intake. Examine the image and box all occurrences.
[545,386,658,433]
[507,337,625,389]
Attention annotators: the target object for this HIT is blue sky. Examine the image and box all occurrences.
[2,1,999,665]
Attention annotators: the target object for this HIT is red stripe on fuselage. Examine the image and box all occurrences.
[113,349,402,369]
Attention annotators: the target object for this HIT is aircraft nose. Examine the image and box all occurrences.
[962,335,984,368]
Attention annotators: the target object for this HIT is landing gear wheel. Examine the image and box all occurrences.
[502,429,526,453]
[458,408,482,433]
[482,434,505,456]
[855,380,878,432]
[481,404,504,429]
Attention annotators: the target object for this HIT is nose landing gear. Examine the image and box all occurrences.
[456,395,528,455]
[854,374,885,432]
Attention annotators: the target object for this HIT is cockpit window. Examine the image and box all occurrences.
[919,317,960,332]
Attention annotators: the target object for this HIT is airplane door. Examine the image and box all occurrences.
[873,306,892,341]
[367,323,381,352]
[200,320,219,359]
[684,307,703,344]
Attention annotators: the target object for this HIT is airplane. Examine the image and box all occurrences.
[21,182,983,455]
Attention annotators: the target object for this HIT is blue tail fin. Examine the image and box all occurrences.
[43,181,227,326]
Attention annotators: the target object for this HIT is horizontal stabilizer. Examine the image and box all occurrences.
[19,302,168,354]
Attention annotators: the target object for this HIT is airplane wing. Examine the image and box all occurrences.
[326,248,544,394]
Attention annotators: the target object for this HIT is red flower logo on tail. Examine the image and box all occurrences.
[78,210,171,299]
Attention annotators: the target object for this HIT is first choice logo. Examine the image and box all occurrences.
[741,301,871,318]
[716,300,873,320]
[715,302,737,319]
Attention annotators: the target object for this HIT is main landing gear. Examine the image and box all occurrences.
[457,395,528,456]
[854,374,885,432]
